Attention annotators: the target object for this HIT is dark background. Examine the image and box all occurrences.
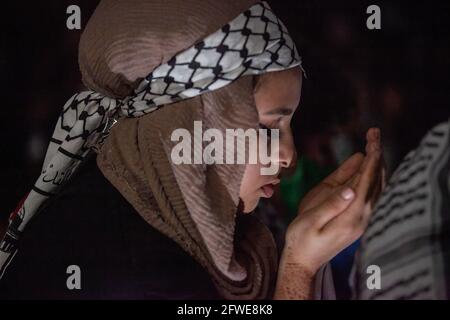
[0,0,449,272]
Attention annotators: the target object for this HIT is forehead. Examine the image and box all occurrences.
[254,68,302,115]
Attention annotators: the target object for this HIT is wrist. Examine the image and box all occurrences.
[275,252,317,300]
[279,244,319,276]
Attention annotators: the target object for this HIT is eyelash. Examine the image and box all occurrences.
[259,118,281,129]
[258,123,277,140]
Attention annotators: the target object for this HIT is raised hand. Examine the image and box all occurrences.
[282,127,384,273]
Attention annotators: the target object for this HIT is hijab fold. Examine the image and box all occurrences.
[96,78,279,297]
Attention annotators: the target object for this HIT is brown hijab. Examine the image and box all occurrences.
[81,0,278,299]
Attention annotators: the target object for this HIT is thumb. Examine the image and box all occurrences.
[309,187,356,229]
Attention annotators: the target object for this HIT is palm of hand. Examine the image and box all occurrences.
[298,128,385,218]
[298,153,364,215]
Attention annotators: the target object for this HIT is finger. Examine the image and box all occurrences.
[360,151,386,228]
[346,128,381,190]
[364,128,383,206]
[347,171,361,190]
[369,154,385,208]
[366,128,380,151]
[319,130,382,237]
[362,201,375,225]
[358,128,381,175]
[307,186,356,229]
[298,154,361,213]
[323,153,364,187]
[356,145,381,206]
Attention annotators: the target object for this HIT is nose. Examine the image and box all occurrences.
[278,130,296,169]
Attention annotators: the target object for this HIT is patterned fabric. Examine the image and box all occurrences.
[0,1,302,278]
[352,119,450,299]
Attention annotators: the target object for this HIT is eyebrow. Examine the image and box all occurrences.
[264,107,294,116]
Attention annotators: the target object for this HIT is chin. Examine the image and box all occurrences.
[239,197,260,214]
[241,197,260,214]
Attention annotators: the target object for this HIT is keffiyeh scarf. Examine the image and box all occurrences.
[352,120,450,299]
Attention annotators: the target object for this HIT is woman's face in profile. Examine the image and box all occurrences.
[239,67,303,213]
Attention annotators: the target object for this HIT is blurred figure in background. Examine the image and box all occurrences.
[353,119,450,299]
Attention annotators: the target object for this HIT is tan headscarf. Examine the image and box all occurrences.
[79,0,258,98]
[83,0,279,299]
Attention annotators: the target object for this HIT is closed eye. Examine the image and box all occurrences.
[263,107,293,117]
[258,123,278,140]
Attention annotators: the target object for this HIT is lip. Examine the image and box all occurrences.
[259,179,280,198]
[260,184,275,198]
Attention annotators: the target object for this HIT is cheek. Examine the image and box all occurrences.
[279,120,295,150]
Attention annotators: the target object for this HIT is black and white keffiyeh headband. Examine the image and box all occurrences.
[0,1,302,276]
